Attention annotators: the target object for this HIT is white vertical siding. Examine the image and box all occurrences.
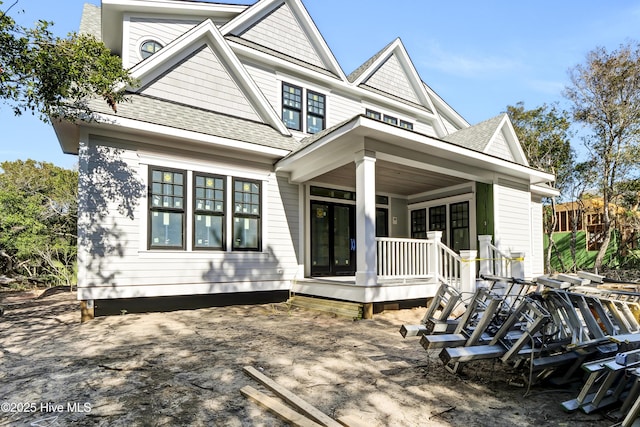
[530,196,545,277]
[486,129,514,161]
[140,44,261,122]
[239,3,324,68]
[494,180,533,278]
[77,135,300,300]
[363,55,420,104]
[126,17,201,67]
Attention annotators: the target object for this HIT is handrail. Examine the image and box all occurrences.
[486,241,512,277]
[437,240,462,287]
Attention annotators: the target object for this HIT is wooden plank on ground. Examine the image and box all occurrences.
[241,386,322,427]
[337,414,371,427]
[243,366,342,427]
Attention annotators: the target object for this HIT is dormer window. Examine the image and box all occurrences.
[140,40,163,59]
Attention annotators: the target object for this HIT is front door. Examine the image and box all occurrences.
[310,202,355,276]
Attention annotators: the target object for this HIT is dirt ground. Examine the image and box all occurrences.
[0,290,612,427]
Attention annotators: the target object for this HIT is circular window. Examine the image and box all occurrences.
[140,40,163,59]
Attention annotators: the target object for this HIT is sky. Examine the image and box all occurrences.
[2,0,640,169]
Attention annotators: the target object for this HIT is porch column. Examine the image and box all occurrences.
[511,251,525,280]
[426,231,443,276]
[478,235,493,277]
[460,250,477,295]
[355,150,377,286]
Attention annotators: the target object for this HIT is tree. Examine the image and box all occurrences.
[506,102,574,273]
[0,0,135,122]
[564,41,640,272]
[0,160,78,285]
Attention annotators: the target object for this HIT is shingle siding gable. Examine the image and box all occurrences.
[140,44,261,123]
[363,54,420,104]
[237,3,324,68]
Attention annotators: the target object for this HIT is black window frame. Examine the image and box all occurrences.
[232,178,262,251]
[193,173,226,251]
[411,209,427,239]
[282,82,303,131]
[365,109,381,120]
[399,120,414,130]
[383,115,398,126]
[450,201,470,251]
[148,167,186,250]
[306,90,326,134]
[140,39,163,59]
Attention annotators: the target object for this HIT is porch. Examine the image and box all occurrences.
[291,233,523,304]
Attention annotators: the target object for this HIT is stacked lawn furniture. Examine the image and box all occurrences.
[401,272,640,424]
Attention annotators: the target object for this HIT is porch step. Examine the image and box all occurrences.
[287,295,363,320]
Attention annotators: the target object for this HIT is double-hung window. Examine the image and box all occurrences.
[307,91,325,134]
[282,83,325,134]
[194,174,225,250]
[149,168,185,249]
[282,83,302,131]
[233,179,261,251]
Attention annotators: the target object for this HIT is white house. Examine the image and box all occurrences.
[52,0,556,319]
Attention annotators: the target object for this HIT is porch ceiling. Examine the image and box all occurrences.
[313,160,467,196]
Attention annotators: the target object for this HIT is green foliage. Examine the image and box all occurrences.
[0,160,77,285]
[564,41,640,270]
[0,0,135,122]
[506,102,574,194]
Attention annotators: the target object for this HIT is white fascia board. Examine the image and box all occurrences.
[278,116,555,184]
[89,112,290,158]
[128,19,290,135]
[351,39,399,87]
[220,0,346,80]
[496,115,529,167]
[101,0,247,54]
[422,82,470,130]
[531,184,560,198]
[229,41,440,124]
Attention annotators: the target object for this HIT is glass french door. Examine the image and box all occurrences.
[310,202,355,276]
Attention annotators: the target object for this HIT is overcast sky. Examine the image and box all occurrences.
[2,0,639,168]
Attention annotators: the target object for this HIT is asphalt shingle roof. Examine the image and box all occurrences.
[87,94,299,152]
[443,114,505,152]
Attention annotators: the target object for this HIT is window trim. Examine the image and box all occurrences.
[306,90,326,134]
[282,82,303,131]
[140,39,163,60]
[148,167,186,250]
[192,173,226,251]
[232,178,262,252]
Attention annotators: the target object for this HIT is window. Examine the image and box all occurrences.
[366,109,413,129]
[366,109,381,120]
[450,201,469,251]
[282,83,327,134]
[411,209,427,239]
[149,168,185,249]
[307,91,326,134]
[194,174,225,250]
[383,115,398,126]
[376,208,389,237]
[140,40,163,59]
[399,120,413,130]
[282,83,302,131]
[233,179,261,251]
[429,205,447,232]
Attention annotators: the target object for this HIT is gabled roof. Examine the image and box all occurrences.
[127,18,290,135]
[443,114,529,165]
[348,39,438,115]
[221,0,346,80]
[85,93,298,152]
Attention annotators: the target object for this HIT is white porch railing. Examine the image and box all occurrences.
[477,235,524,279]
[437,240,462,287]
[375,233,463,288]
[375,237,432,278]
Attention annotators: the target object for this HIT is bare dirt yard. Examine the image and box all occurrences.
[0,290,611,427]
